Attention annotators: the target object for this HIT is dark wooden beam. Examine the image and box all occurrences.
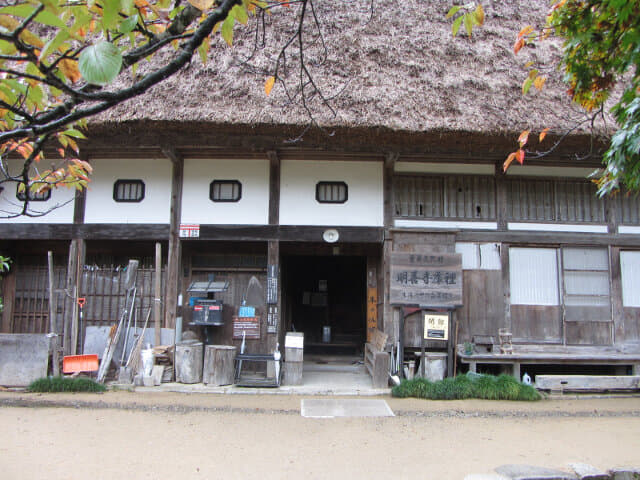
[0,224,170,240]
[384,152,398,230]
[191,225,384,243]
[163,148,184,329]
[267,150,280,226]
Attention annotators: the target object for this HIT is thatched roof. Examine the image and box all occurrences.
[93,1,610,141]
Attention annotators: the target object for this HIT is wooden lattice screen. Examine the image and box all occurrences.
[9,264,165,342]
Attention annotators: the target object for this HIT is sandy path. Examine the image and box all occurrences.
[1,393,639,479]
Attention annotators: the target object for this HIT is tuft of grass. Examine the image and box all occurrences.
[28,376,106,393]
[391,372,541,401]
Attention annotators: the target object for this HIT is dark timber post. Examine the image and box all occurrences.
[163,148,184,330]
[267,151,282,352]
[383,153,397,344]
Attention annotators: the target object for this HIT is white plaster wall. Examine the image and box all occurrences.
[0,159,75,223]
[280,160,383,226]
[84,158,172,224]
[181,158,269,225]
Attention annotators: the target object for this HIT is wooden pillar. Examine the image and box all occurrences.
[382,153,397,344]
[63,239,78,355]
[1,269,15,333]
[73,186,86,225]
[70,239,85,355]
[267,150,280,226]
[48,251,60,376]
[500,241,512,333]
[267,151,282,350]
[267,240,280,351]
[605,195,618,235]
[163,148,184,330]
[495,163,508,231]
[154,242,162,346]
[610,246,624,344]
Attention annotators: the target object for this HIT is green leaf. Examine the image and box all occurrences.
[78,41,123,85]
[446,6,462,19]
[464,13,474,36]
[452,16,463,37]
[221,14,234,46]
[101,0,122,31]
[39,30,70,62]
[62,128,87,139]
[119,15,138,34]
[197,38,209,64]
[231,4,248,25]
[522,77,534,94]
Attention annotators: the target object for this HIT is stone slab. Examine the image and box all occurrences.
[568,463,609,480]
[0,334,50,387]
[495,465,577,480]
[301,399,394,418]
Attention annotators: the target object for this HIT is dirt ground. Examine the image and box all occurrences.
[1,391,639,480]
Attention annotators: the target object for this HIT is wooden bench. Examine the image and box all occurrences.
[535,375,640,393]
[364,330,390,389]
[457,344,640,380]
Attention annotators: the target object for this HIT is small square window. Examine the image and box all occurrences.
[316,181,348,204]
[210,180,242,202]
[16,183,51,202]
[113,179,145,202]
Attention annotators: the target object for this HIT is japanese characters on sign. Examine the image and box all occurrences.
[179,224,200,238]
[390,252,462,307]
[232,316,260,339]
[267,264,278,305]
[424,313,449,340]
[267,305,278,334]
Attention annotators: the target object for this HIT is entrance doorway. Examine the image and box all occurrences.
[282,255,367,356]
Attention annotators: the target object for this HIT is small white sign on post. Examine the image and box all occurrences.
[179,224,200,238]
[424,313,449,341]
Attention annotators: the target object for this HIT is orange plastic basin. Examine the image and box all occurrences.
[62,354,99,374]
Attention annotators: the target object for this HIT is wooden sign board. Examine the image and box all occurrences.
[366,287,378,342]
[232,316,261,339]
[390,252,462,307]
[424,313,449,340]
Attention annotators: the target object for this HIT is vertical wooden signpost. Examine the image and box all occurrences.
[390,252,462,378]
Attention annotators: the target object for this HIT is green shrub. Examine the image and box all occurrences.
[28,376,106,393]
[391,373,541,401]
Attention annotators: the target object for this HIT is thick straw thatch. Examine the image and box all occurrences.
[93,1,610,139]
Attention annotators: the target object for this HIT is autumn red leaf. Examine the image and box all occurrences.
[503,151,518,172]
[539,127,550,143]
[264,75,275,96]
[518,130,530,148]
[516,149,525,164]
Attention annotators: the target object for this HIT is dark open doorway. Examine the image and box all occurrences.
[282,255,366,355]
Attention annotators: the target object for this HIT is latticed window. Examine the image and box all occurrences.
[615,191,640,225]
[210,180,242,202]
[316,181,348,204]
[16,183,51,202]
[393,175,495,220]
[113,179,145,202]
[506,178,605,222]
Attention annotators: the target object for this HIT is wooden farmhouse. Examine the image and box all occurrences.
[1,1,640,386]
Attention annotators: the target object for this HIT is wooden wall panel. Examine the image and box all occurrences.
[565,321,612,345]
[564,306,611,323]
[188,271,268,354]
[511,305,562,343]
[622,308,640,342]
[458,270,504,342]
